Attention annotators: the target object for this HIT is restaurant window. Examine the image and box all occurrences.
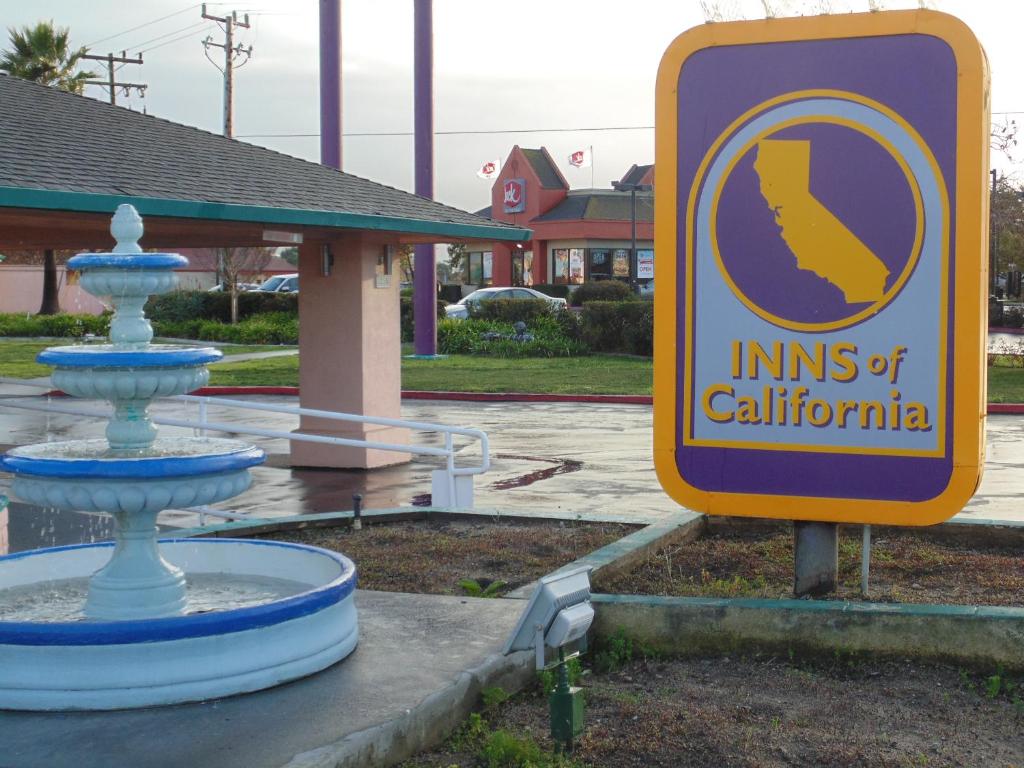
[464,251,494,286]
[588,249,611,280]
[568,248,585,285]
[551,248,570,284]
[612,248,630,280]
[512,249,534,286]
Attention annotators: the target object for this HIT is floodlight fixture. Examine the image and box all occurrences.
[504,565,594,670]
[504,565,594,752]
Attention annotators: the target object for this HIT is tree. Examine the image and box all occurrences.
[446,243,468,283]
[220,246,275,323]
[1,21,94,315]
[279,246,299,266]
[397,244,415,283]
[990,175,1024,293]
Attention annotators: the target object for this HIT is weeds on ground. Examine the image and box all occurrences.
[958,665,1024,717]
[459,578,506,598]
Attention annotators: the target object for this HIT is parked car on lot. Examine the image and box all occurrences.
[255,273,298,293]
[207,281,260,292]
[443,287,567,320]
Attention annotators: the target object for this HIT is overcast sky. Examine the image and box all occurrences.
[5,0,1024,212]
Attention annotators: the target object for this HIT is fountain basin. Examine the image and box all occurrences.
[0,539,358,710]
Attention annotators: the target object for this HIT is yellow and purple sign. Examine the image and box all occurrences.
[653,11,989,526]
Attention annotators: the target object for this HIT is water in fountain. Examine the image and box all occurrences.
[0,205,358,710]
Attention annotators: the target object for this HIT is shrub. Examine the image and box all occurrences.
[569,280,633,306]
[438,317,588,357]
[0,312,110,338]
[529,283,571,299]
[152,312,298,344]
[145,290,298,323]
[990,296,1005,326]
[581,300,653,356]
[480,730,544,768]
[1003,306,1024,329]
[469,299,555,324]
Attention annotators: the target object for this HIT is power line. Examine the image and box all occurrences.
[124,21,211,53]
[86,3,201,48]
[144,25,215,54]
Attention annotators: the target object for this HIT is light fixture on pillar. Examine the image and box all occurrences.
[321,244,334,277]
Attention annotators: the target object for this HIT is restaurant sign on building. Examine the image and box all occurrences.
[653,11,989,526]
[503,178,526,214]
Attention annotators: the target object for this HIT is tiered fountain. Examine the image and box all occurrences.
[0,205,358,710]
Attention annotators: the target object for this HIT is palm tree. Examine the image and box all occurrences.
[1,21,94,314]
[1,21,92,93]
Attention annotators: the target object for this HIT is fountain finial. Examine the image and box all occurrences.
[111,204,144,254]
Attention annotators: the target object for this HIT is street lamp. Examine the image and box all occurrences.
[611,181,653,293]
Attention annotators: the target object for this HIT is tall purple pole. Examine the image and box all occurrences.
[412,0,437,356]
[319,0,342,170]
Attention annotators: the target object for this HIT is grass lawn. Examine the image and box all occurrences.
[208,353,653,394]
[986,364,1024,403]
[0,340,295,380]
[7,336,1024,401]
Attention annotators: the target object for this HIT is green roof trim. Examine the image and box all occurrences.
[0,186,532,242]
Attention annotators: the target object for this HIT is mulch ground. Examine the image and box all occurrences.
[594,522,1024,606]
[402,655,1024,768]
[252,518,633,596]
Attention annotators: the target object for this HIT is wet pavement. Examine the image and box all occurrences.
[0,388,1022,553]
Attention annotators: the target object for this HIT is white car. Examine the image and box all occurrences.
[444,287,567,320]
[255,274,298,293]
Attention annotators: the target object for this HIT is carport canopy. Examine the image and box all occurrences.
[0,73,531,470]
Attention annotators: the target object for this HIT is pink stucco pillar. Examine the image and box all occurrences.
[290,234,410,468]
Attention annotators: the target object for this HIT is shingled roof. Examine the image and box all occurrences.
[532,190,653,223]
[520,148,568,190]
[0,74,529,242]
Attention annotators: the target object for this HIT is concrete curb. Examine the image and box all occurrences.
[591,594,1024,671]
[282,649,535,768]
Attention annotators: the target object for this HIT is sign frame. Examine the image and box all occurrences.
[653,10,989,526]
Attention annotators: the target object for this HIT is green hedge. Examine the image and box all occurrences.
[581,300,653,356]
[439,317,588,357]
[469,298,555,323]
[153,312,298,344]
[529,284,572,299]
[145,290,298,323]
[569,280,633,306]
[0,313,110,338]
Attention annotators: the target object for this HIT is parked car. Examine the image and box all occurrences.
[443,287,567,320]
[207,281,260,292]
[255,273,298,293]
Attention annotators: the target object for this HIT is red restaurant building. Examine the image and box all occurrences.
[468,146,654,291]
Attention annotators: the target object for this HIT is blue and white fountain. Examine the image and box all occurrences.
[0,205,358,710]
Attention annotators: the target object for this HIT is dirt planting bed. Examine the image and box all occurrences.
[402,653,1024,768]
[251,517,634,597]
[594,520,1024,606]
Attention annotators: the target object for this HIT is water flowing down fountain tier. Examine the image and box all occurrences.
[0,204,359,710]
[40,345,222,449]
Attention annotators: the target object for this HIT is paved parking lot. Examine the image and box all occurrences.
[0,390,1021,552]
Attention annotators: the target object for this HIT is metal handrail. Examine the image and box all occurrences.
[0,384,489,510]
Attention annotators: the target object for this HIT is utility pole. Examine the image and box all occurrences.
[201,3,252,138]
[82,51,146,105]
